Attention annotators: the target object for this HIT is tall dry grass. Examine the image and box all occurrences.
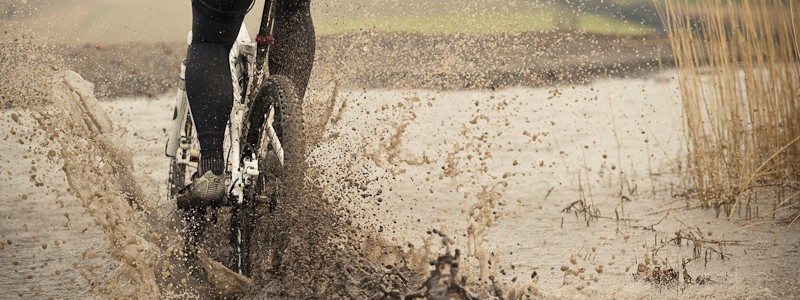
[659,0,800,217]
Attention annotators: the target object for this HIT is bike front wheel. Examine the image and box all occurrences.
[234,74,306,277]
[256,75,306,178]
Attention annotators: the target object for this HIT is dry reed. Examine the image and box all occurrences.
[658,0,800,217]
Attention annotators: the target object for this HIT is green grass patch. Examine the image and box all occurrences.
[316,11,657,36]
[578,14,657,35]
[315,10,556,35]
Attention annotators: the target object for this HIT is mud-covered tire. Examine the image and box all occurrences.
[251,75,307,180]
[239,75,306,277]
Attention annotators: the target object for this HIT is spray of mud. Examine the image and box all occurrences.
[3,3,663,298]
[4,18,661,300]
[3,32,157,297]
[1,27,479,298]
[301,78,547,298]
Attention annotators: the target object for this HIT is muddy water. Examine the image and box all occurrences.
[3,38,800,298]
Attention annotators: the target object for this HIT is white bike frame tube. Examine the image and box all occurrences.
[228,25,258,204]
[166,31,194,158]
[165,63,189,158]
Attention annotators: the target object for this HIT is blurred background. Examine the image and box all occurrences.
[2,0,671,99]
[3,0,662,43]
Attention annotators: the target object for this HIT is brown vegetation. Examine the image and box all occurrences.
[660,0,800,220]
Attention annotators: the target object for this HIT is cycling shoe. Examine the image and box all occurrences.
[177,172,227,210]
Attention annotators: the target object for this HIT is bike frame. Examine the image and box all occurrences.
[228,27,257,205]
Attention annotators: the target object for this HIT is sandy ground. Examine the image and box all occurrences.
[3,68,799,298]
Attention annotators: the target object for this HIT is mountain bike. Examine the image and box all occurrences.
[164,0,305,278]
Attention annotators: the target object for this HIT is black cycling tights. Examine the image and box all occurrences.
[186,0,315,174]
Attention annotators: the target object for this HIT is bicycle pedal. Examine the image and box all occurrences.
[255,195,271,206]
[254,194,277,211]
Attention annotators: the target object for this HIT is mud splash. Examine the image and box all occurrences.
[2,34,164,297]
[1,31,456,299]
[41,68,403,300]
[302,82,544,298]
[54,73,161,297]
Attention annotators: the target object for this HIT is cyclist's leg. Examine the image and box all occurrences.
[269,0,315,101]
[186,0,254,176]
